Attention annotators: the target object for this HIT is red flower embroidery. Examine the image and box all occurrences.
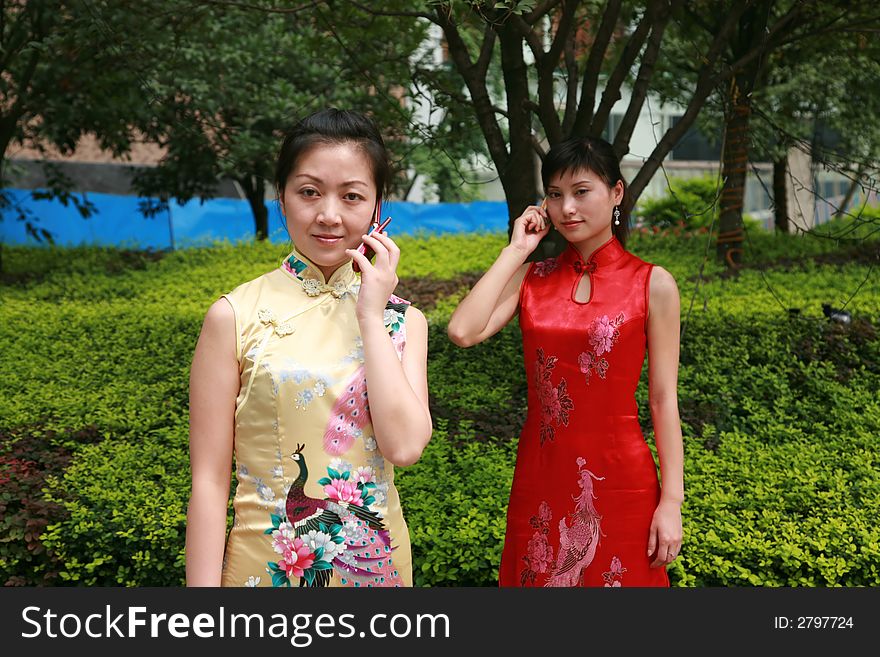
[535,348,573,445]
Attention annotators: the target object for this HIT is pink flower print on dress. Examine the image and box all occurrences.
[324,478,365,506]
[353,466,374,485]
[578,312,625,384]
[535,349,574,445]
[533,257,559,278]
[274,534,316,579]
[602,555,628,587]
[536,500,552,525]
[521,500,555,586]
[527,534,553,572]
[590,315,618,356]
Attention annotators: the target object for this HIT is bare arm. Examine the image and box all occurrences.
[360,305,432,467]
[185,298,239,586]
[348,232,432,467]
[645,266,685,568]
[447,205,549,347]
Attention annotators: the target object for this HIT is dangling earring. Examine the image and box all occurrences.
[613,206,621,226]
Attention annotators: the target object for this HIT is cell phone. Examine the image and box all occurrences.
[352,215,392,273]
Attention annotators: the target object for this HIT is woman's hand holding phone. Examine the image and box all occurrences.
[346,217,399,322]
[352,216,392,274]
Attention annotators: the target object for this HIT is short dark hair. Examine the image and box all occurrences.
[274,108,390,201]
[542,136,630,247]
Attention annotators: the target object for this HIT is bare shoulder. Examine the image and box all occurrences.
[199,297,236,347]
[649,266,680,302]
[405,305,428,334]
[205,297,235,324]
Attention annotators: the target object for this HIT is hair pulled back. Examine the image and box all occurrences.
[275,108,390,202]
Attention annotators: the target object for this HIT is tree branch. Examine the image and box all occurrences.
[612,0,679,158]
[433,6,509,169]
[509,0,576,144]
[343,0,435,21]
[627,2,751,206]
[525,0,563,24]
[572,0,623,135]
[475,22,497,79]
[195,0,330,15]
[588,6,654,139]
[561,22,578,134]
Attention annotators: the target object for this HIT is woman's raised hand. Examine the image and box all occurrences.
[347,231,400,321]
[508,203,550,256]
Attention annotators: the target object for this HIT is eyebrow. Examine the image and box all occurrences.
[547,179,594,189]
[293,173,369,187]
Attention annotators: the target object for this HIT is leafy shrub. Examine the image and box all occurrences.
[2,231,878,586]
[40,429,191,586]
[635,176,721,229]
[0,425,101,585]
[396,420,515,586]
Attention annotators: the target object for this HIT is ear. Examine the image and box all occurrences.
[613,181,624,205]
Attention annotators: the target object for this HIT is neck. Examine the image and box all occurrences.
[316,261,346,282]
[571,229,614,262]
[288,245,352,284]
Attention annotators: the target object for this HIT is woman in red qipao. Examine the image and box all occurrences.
[448,137,684,587]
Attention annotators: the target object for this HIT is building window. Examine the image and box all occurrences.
[603,114,624,143]
[670,115,722,161]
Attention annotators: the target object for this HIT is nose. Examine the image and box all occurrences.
[315,197,343,225]
[562,194,577,216]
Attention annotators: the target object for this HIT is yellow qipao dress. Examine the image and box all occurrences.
[219,248,413,587]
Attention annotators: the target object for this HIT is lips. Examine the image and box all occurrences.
[560,220,583,228]
[312,234,344,244]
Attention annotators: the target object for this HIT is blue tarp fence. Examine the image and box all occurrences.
[0,189,511,248]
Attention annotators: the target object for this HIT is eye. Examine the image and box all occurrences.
[344,192,365,201]
[292,453,300,460]
[547,191,561,199]
[299,188,319,198]
[576,188,589,196]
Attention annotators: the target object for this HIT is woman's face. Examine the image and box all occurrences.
[545,167,623,248]
[279,142,377,279]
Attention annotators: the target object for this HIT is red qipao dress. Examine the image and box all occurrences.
[498,236,669,587]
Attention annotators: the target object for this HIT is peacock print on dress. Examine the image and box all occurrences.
[265,445,402,588]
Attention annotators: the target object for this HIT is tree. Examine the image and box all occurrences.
[657,2,880,265]
[1,0,150,268]
[350,2,769,218]
[120,1,428,240]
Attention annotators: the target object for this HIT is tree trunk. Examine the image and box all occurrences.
[239,176,269,240]
[716,75,751,267]
[498,23,538,226]
[834,165,864,219]
[773,156,789,233]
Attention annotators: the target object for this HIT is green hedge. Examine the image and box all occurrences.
[1,227,878,586]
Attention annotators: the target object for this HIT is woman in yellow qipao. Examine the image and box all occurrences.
[185,109,432,587]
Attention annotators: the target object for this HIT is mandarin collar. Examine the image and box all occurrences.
[281,245,357,288]
[564,236,625,274]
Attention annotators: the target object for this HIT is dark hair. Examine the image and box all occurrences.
[541,136,630,247]
[274,108,390,201]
